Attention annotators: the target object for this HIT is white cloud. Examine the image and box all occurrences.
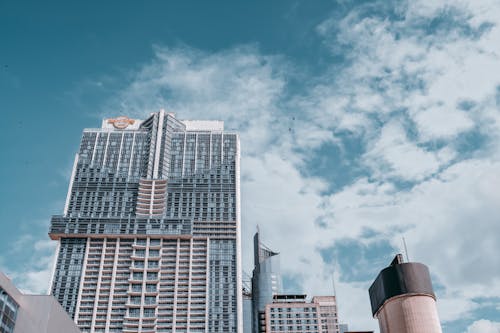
[363,121,452,181]
[2,238,57,295]
[412,106,474,140]
[465,319,500,333]
[85,1,500,331]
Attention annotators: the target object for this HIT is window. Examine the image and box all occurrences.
[144,296,156,305]
[128,308,140,317]
[0,287,18,333]
[143,308,155,317]
[149,249,160,257]
[129,296,141,305]
[146,284,157,292]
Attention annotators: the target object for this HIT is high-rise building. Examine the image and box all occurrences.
[242,288,252,333]
[0,272,81,333]
[368,254,442,333]
[251,232,282,333]
[338,324,348,333]
[263,294,339,333]
[48,111,242,332]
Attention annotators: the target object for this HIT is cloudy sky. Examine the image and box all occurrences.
[1,1,500,332]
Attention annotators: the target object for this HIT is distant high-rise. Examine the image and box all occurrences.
[263,294,339,333]
[368,254,442,333]
[49,110,242,332]
[251,232,282,333]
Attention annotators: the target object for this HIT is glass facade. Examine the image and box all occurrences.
[252,232,283,333]
[49,111,241,332]
[0,287,18,333]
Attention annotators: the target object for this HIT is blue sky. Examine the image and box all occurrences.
[1,1,500,332]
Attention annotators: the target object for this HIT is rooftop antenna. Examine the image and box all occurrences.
[402,237,410,262]
[332,270,337,297]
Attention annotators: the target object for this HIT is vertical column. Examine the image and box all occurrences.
[209,133,212,170]
[116,133,125,174]
[205,238,210,332]
[153,110,165,179]
[105,238,120,332]
[74,238,90,324]
[91,133,100,166]
[63,154,79,216]
[102,133,111,167]
[235,135,243,333]
[172,238,180,333]
[181,133,187,178]
[194,133,198,173]
[127,133,136,180]
[187,238,193,330]
[91,238,106,333]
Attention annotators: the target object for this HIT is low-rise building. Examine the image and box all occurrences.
[0,271,80,333]
[263,294,339,333]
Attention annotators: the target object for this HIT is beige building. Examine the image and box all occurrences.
[0,272,80,333]
[369,254,442,333]
[263,294,339,333]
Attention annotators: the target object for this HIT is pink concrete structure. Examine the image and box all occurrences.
[376,295,442,333]
[369,255,442,333]
[0,272,81,333]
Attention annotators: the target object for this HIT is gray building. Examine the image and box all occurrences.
[0,272,80,333]
[243,288,253,333]
[49,111,242,332]
[251,232,282,333]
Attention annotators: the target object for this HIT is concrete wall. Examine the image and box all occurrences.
[14,295,80,333]
[0,272,80,333]
[376,295,442,333]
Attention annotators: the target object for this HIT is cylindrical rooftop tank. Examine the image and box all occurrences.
[368,254,442,333]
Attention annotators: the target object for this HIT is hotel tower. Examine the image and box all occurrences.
[48,110,242,333]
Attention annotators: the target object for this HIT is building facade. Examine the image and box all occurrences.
[263,295,339,333]
[49,111,242,332]
[251,232,282,333]
[368,254,442,333]
[0,272,80,333]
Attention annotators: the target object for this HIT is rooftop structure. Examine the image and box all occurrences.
[368,254,442,333]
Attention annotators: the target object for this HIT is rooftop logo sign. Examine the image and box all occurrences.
[107,116,135,129]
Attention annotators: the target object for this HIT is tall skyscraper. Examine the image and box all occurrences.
[48,110,242,332]
[368,254,442,333]
[251,232,282,333]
